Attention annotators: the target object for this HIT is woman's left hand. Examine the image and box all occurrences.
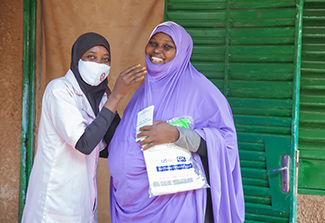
[104,64,146,113]
[137,120,179,151]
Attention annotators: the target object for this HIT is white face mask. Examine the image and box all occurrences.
[78,59,111,86]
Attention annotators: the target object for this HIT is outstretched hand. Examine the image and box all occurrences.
[111,64,147,99]
[104,64,146,112]
[137,120,179,151]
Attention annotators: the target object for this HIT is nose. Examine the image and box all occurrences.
[153,46,163,54]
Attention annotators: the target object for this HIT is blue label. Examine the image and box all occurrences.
[177,156,186,162]
[156,163,193,172]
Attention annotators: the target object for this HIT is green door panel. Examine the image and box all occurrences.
[165,0,303,222]
[298,0,325,194]
[299,159,325,189]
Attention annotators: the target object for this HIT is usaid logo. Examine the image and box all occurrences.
[177,156,186,162]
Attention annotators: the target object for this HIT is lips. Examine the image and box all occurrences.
[150,56,164,64]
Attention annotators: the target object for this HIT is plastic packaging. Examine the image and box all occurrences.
[143,116,209,197]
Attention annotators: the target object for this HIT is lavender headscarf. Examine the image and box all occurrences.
[107,22,245,223]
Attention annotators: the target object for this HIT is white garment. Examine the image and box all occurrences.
[22,70,107,223]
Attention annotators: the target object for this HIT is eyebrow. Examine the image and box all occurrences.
[151,36,173,42]
[87,50,110,56]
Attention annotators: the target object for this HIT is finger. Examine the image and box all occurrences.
[128,73,146,86]
[141,142,156,151]
[125,65,146,75]
[132,75,145,83]
[127,70,147,83]
[153,120,164,125]
[124,67,147,81]
[136,131,148,139]
[138,125,152,132]
[141,145,150,151]
[120,64,142,76]
[139,137,150,146]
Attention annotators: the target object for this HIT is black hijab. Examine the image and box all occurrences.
[70,32,111,116]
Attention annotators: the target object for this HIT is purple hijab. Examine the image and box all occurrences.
[107,21,245,222]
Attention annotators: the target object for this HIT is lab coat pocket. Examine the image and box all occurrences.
[44,213,81,223]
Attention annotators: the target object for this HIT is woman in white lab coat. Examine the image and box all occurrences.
[22,32,146,223]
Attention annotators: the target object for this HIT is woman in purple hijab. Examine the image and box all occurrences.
[107,22,245,222]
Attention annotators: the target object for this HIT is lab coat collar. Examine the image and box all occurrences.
[65,70,107,119]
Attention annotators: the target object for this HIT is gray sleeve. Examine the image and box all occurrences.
[173,126,201,153]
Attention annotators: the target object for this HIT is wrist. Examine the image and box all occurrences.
[109,91,122,102]
[172,125,180,142]
[104,92,122,113]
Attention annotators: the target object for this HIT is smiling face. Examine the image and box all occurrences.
[80,45,111,66]
[145,32,176,65]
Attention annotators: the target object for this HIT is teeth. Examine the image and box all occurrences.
[151,56,163,63]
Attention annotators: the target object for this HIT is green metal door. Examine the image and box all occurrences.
[164,0,303,222]
[298,0,325,196]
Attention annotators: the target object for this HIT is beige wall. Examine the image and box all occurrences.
[1,0,325,222]
[0,0,23,222]
[0,0,164,222]
[297,194,325,223]
[38,0,165,114]
[39,1,164,221]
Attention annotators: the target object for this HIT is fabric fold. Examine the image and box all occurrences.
[107,21,244,223]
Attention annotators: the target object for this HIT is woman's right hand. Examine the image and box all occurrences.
[104,64,146,112]
[137,121,180,151]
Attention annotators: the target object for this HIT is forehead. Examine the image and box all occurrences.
[85,45,110,54]
[151,32,175,43]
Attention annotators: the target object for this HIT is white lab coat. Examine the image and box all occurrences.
[22,70,107,223]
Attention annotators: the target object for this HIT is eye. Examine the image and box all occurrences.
[164,44,174,49]
[149,41,157,47]
[102,57,110,63]
[86,55,96,60]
